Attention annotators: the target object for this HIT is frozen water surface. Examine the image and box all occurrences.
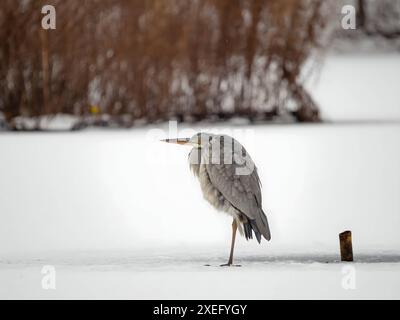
[1,122,400,299]
[1,249,400,299]
[1,54,400,299]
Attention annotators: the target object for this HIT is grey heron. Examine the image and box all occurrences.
[162,133,271,266]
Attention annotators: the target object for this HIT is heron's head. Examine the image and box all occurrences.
[161,132,214,148]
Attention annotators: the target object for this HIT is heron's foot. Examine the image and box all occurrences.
[220,263,241,267]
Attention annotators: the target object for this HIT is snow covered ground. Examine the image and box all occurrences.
[306,53,400,121]
[1,53,400,299]
[2,249,400,299]
[1,122,400,299]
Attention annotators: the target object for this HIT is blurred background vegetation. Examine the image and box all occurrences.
[0,0,399,130]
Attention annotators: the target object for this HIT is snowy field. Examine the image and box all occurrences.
[1,54,400,299]
[306,53,400,121]
[1,122,400,299]
[2,249,400,300]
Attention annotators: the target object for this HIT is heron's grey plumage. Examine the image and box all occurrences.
[188,133,271,243]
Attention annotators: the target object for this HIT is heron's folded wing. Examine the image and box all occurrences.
[205,160,262,220]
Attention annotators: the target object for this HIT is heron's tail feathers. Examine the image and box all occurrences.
[243,209,271,243]
[258,209,271,241]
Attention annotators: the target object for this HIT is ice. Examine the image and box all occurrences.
[1,122,400,299]
[306,53,400,121]
[1,53,400,299]
[1,249,400,299]
[1,123,400,254]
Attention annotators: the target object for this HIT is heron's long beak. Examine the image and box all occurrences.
[161,138,191,145]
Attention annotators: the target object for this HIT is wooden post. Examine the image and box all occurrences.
[339,231,353,262]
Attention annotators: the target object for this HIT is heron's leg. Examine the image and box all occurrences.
[221,219,240,267]
[228,219,237,264]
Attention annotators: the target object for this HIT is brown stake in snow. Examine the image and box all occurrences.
[339,231,354,262]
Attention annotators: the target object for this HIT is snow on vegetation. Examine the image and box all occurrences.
[2,53,399,131]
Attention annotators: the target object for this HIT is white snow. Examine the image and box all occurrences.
[1,249,400,299]
[1,123,400,254]
[1,122,400,299]
[11,114,81,131]
[306,53,400,121]
[1,53,400,299]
